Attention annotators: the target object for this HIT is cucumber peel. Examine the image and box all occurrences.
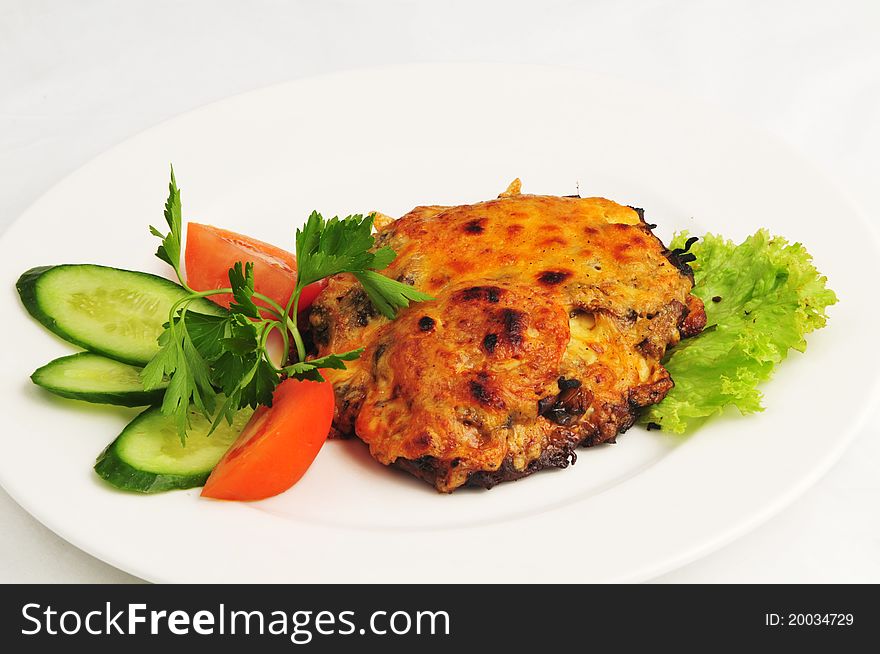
[17,264,223,366]
[95,405,253,493]
[31,352,167,407]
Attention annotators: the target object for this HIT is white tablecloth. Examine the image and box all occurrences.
[1,0,878,583]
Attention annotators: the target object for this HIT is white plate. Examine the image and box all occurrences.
[0,64,877,583]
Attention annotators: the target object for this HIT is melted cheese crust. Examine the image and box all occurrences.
[309,190,701,491]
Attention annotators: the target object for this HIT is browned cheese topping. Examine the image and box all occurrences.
[308,182,705,492]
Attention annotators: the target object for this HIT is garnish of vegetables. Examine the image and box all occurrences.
[141,167,433,440]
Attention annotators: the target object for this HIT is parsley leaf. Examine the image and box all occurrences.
[218,314,261,355]
[353,270,435,319]
[284,348,365,383]
[294,212,397,287]
[228,261,260,319]
[142,311,218,442]
[184,312,228,361]
[291,211,434,320]
[150,165,184,282]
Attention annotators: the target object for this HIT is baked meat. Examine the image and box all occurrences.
[308,181,705,492]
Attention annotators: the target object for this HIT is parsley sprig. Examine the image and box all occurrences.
[142,166,432,441]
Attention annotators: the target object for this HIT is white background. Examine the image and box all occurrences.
[1,0,878,583]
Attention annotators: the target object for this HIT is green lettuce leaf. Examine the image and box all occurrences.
[642,229,837,433]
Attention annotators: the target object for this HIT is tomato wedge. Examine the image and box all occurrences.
[202,378,334,501]
[185,223,325,314]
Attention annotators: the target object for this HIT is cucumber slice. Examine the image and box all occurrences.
[95,405,253,493]
[31,352,167,407]
[16,264,223,366]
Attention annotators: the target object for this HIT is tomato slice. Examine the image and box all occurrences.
[202,378,335,501]
[185,223,326,313]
